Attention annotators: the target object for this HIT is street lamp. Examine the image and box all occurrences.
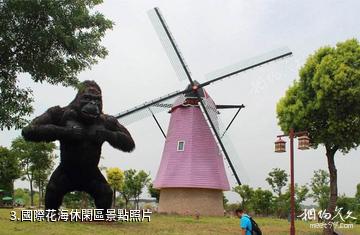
[274,128,310,235]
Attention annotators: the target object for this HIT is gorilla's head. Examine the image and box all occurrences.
[70,80,103,122]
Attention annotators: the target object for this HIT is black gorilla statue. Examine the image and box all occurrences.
[22,80,135,211]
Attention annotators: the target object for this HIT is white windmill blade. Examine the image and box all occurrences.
[115,90,186,126]
[200,97,249,185]
[217,120,250,185]
[147,7,192,82]
[204,47,292,85]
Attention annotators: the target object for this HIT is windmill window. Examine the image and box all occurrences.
[177,141,185,151]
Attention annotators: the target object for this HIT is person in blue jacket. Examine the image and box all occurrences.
[235,208,252,235]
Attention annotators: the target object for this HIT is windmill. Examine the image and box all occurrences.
[116,7,292,215]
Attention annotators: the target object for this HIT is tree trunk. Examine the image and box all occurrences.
[11,179,15,207]
[37,179,42,208]
[29,179,34,207]
[38,183,41,208]
[324,146,338,235]
[112,188,116,208]
[125,198,128,209]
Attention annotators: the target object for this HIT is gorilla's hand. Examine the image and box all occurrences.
[23,124,84,142]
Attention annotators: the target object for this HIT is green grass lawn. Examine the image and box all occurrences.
[0,209,359,235]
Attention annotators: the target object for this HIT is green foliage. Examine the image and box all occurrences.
[310,169,330,210]
[0,0,113,130]
[121,169,136,208]
[250,188,274,216]
[356,183,360,201]
[233,184,254,209]
[294,184,309,213]
[274,184,309,218]
[106,168,124,192]
[266,168,289,197]
[133,170,150,208]
[277,38,360,152]
[11,136,56,206]
[148,183,160,203]
[121,169,150,209]
[0,146,21,196]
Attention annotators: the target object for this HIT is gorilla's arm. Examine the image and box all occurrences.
[99,115,135,152]
[22,106,77,142]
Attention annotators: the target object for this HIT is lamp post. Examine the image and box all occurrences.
[274,128,310,235]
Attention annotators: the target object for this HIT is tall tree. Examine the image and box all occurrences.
[121,169,136,209]
[266,168,289,197]
[0,146,21,199]
[121,169,150,209]
[133,170,150,209]
[233,184,254,209]
[106,167,124,208]
[0,0,113,130]
[11,136,56,207]
[277,39,360,234]
[310,169,330,210]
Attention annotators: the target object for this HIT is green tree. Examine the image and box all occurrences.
[0,0,113,130]
[148,183,160,203]
[121,169,136,209]
[266,168,289,197]
[276,39,360,234]
[310,169,330,210]
[233,184,254,209]
[250,188,274,216]
[356,183,360,201]
[106,167,124,208]
[133,170,150,209]
[0,146,21,199]
[11,137,56,207]
[277,184,309,218]
[121,169,150,209]
[33,154,55,207]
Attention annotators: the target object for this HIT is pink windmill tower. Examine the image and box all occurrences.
[115,8,293,216]
[153,85,232,215]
